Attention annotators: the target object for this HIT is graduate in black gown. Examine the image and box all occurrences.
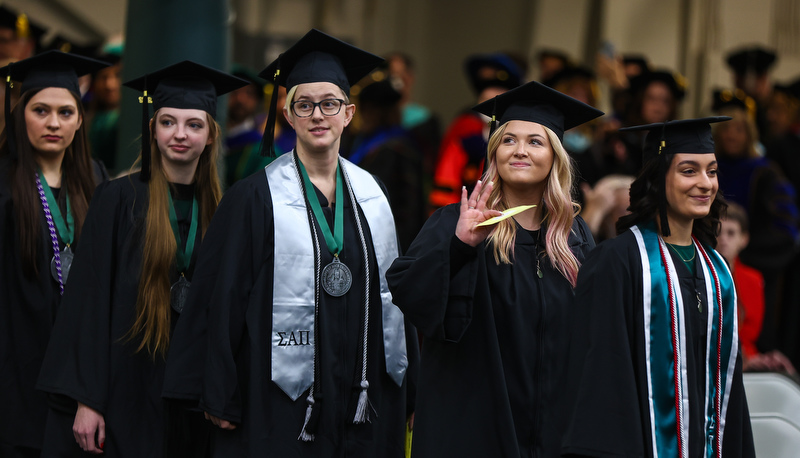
[386,81,601,457]
[0,51,109,458]
[35,61,247,457]
[562,118,755,458]
[162,29,419,457]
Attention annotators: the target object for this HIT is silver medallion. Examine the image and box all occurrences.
[170,276,191,313]
[321,257,352,297]
[51,246,74,284]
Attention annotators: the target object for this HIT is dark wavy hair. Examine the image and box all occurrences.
[616,153,727,248]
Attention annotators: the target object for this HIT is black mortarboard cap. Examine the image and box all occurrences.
[629,69,687,101]
[232,63,265,89]
[123,61,249,182]
[257,29,383,158]
[45,35,102,58]
[542,65,595,89]
[711,88,756,120]
[0,6,46,42]
[1,50,109,159]
[1,49,108,95]
[464,53,524,95]
[472,80,603,142]
[726,46,776,76]
[124,60,249,118]
[259,29,383,94]
[353,64,403,107]
[619,116,731,163]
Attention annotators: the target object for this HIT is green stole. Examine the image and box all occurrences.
[631,222,737,458]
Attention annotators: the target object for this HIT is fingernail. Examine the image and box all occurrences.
[100,442,104,449]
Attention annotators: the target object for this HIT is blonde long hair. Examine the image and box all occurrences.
[483,122,582,287]
[127,110,223,358]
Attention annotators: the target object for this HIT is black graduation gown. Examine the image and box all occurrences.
[162,170,419,457]
[385,204,595,458]
[561,230,755,458]
[35,172,209,457]
[0,158,107,451]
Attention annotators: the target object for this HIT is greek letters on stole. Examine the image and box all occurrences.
[266,152,408,401]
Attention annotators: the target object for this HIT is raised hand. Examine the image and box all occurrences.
[455,180,502,247]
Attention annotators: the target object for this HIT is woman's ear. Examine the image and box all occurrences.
[284,107,294,129]
[343,104,356,127]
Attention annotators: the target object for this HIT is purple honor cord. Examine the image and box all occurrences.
[35,172,64,295]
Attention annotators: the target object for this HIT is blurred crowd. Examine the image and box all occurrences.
[336,43,800,382]
[5,3,800,379]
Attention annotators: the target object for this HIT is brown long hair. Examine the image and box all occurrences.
[127,110,223,358]
[0,88,96,279]
[482,122,583,287]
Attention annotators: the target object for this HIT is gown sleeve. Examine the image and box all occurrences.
[164,177,272,424]
[561,236,650,457]
[36,180,119,413]
[386,204,482,343]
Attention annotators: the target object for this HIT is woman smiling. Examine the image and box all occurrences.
[562,117,756,458]
[386,81,601,457]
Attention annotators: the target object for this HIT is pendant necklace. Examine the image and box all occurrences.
[298,159,351,297]
[667,242,701,312]
[167,190,198,313]
[35,170,74,294]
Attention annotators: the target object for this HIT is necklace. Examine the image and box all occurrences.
[666,242,696,262]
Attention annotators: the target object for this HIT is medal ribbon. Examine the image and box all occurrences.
[37,168,74,246]
[297,160,344,257]
[35,172,67,294]
[167,190,199,273]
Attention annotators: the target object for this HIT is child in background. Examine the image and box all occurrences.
[718,202,796,374]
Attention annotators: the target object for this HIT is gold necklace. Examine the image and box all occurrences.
[666,242,696,262]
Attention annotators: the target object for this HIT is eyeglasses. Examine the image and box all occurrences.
[291,98,346,117]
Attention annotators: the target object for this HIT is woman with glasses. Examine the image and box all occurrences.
[163,29,419,457]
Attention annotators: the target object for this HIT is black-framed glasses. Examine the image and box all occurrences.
[291,98,346,117]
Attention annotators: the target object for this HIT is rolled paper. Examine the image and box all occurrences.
[476,204,537,227]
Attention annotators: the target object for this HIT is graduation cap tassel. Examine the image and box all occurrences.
[260,58,281,160]
[488,95,498,136]
[656,122,670,236]
[297,393,316,442]
[5,69,16,159]
[139,87,152,182]
[353,380,370,424]
[482,96,499,177]
[658,164,671,237]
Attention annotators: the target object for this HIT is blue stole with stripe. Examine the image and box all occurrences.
[631,222,738,458]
